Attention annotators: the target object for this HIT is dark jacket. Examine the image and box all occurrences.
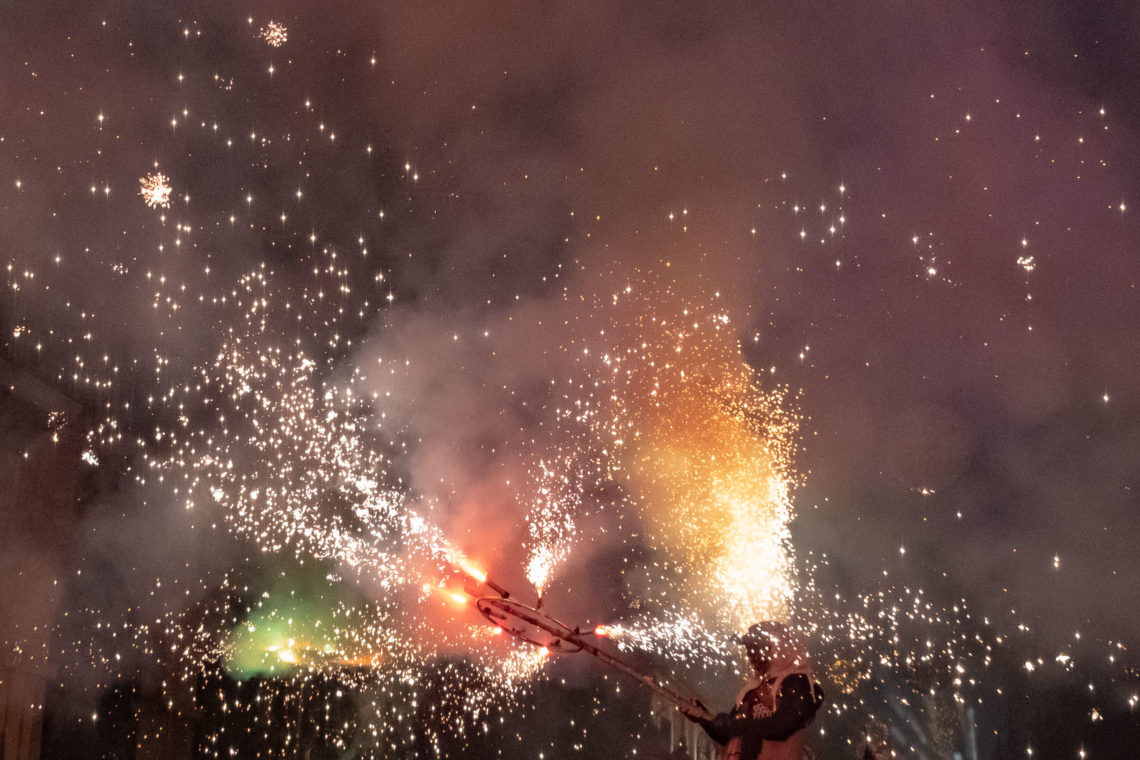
[698,673,823,760]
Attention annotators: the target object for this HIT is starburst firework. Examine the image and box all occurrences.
[138,172,172,208]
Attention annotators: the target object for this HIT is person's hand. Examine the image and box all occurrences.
[679,699,710,723]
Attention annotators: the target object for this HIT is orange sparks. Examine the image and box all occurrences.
[457,557,487,584]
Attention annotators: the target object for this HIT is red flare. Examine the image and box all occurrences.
[456,557,487,583]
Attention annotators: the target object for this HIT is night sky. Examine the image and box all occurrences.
[2,1,1140,758]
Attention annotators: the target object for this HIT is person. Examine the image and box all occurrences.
[681,621,824,760]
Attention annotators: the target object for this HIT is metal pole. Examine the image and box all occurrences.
[485,598,714,722]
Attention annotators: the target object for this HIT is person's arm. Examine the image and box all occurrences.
[694,711,732,745]
[697,675,818,744]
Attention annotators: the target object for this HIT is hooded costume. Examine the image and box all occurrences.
[696,622,824,760]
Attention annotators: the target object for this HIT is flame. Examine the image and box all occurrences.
[446,546,488,583]
[457,557,487,584]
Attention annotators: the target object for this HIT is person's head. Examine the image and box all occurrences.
[739,621,789,673]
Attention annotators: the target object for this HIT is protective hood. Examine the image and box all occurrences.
[736,621,816,703]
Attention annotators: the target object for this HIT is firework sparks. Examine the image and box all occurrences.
[523,459,580,595]
[260,20,287,47]
[3,4,1138,758]
[582,284,800,631]
[138,172,172,208]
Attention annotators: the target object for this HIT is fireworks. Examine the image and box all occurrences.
[260,20,287,47]
[17,235,1133,755]
[2,5,1138,759]
[138,172,172,208]
[579,283,801,630]
[523,459,581,595]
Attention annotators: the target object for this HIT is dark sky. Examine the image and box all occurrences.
[2,0,1140,756]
